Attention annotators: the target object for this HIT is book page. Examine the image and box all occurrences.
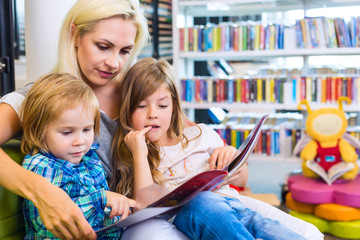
[327,162,355,183]
[306,160,355,185]
[306,160,330,184]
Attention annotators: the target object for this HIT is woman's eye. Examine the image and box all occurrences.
[97,44,109,51]
[61,131,71,136]
[138,105,146,108]
[159,105,168,108]
[120,49,131,55]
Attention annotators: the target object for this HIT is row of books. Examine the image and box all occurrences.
[291,75,360,104]
[296,17,360,49]
[179,22,285,52]
[211,124,302,157]
[181,77,287,104]
[180,75,360,104]
[210,121,360,158]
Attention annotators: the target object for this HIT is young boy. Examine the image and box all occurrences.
[20,73,134,239]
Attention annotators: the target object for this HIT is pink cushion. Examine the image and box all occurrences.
[287,174,360,208]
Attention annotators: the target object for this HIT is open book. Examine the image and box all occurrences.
[96,113,269,234]
[306,160,355,185]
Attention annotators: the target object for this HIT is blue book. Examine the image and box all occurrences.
[228,79,234,103]
[292,78,297,102]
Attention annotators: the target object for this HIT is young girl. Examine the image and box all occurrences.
[111,57,324,240]
[20,73,134,239]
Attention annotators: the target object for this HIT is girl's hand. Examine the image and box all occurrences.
[226,163,249,187]
[124,127,152,160]
[105,191,136,220]
[208,145,237,170]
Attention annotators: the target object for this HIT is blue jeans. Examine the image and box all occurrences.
[173,191,306,240]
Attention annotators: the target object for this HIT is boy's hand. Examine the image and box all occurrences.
[124,127,152,160]
[105,191,136,220]
[208,146,237,170]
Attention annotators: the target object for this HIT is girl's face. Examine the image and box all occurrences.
[75,17,137,88]
[131,84,175,146]
[44,105,95,164]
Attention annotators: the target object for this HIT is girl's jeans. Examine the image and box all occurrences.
[173,191,306,240]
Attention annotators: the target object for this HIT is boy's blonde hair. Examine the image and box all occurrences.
[110,57,195,197]
[20,73,100,155]
[52,0,149,82]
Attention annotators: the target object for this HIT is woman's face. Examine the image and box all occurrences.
[75,17,137,88]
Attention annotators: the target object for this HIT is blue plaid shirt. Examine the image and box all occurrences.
[22,145,121,239]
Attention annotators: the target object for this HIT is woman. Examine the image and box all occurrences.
[0,0,187,239]
[0,0,322,239]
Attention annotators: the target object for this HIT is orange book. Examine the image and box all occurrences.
[336,77,342,101]
[300,19,308,48]
[233,25,239,51]
[321,77,327,103]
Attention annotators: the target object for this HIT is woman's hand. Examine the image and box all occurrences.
[208,145,237,170]
[105,191,136,220]
[124,127,152,161]
[34,179,97,240]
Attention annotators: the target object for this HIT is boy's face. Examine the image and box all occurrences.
[44,105,95,164]
[131,84,174,146]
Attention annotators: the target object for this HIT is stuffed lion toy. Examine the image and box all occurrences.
[298,97,359,180]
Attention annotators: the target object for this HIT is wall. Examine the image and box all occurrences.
[24,0,76,83]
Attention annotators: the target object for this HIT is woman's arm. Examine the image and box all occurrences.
[0,103,96,240]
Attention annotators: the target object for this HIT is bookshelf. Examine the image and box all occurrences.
[139,0,173,60]
[172,0,360,162]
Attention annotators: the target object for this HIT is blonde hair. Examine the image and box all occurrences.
[20,73,101,155]
[110,57,196,197]
[52,0,149,81]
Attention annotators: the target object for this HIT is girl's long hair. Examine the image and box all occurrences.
[110,57,195,197]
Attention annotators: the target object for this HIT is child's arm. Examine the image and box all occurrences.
[124,126,154,198]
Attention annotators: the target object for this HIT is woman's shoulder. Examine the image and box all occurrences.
[0,83,34,116]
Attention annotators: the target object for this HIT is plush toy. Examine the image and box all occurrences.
[297,97,359,180]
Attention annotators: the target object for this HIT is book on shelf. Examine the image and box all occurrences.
[96,113,269,234]
[306,160,355,185]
